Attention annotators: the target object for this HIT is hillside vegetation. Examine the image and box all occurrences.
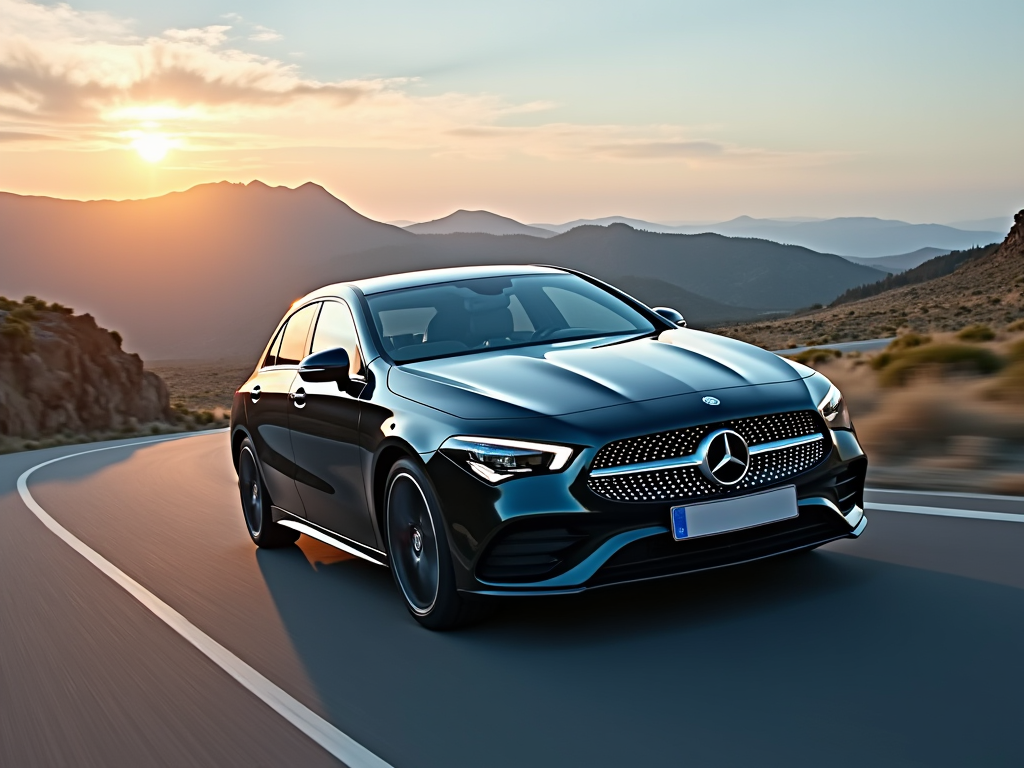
[721,212,1024,350]
[830,243,999,306]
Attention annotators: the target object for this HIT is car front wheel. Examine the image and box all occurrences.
[384,458,486,630]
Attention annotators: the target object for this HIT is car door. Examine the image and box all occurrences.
[288,299,376,545]
[248,302,319,517]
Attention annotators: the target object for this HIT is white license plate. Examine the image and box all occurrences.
[670,485,798,541]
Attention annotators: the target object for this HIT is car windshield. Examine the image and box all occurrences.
[365,273,656,363]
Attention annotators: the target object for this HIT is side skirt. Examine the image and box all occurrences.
[271,506,388,567]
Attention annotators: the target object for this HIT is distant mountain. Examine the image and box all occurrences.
[0,181,414,359]
[535,214,1003,258]
[0,183,886,359]
[843,247,951,274]
[405,210,554,237]
[948,216,1016,233]
[722,216,1024,350]
[341,224,886,315]
[609,276,766,325]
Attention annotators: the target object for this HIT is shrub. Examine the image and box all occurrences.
[10,305,37,322]
[0,316,33,351]
[786,348,842,365]
[1008,338,1024,363]
[874,343,1005,386]
[957,324,996,342]
[1007,319,1024,332]
[887,333,931,351]
[109,330,123,348]
[48,302,73,315]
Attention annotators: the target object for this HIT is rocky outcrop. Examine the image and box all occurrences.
[0,297,171,438]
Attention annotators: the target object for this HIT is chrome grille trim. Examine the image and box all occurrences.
[590,433,823,478]
[748,433,824,455]
[590,454,703,478]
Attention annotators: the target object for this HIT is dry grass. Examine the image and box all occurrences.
[806,334,1024,493]
[147,358,253,411]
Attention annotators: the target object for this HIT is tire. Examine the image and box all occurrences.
[237,437,299,548]
[384,458,489,630]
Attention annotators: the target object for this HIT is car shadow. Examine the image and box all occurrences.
[255,543,1024,768]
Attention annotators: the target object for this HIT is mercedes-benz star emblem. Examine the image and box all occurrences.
[698,428,750,486]
[702,396,721,406]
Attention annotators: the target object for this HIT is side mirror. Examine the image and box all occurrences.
[299,347,350,385]
[654,307,687,328]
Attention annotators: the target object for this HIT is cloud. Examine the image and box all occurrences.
[594,140,724,159]
[0,129,59,142]
[0,0,800,168]
[249,26,282,43]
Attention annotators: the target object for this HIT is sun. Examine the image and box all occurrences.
[132,133,173,163]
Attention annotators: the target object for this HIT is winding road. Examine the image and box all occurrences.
[2,431,1022,767]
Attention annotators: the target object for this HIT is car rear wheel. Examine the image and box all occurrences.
[385,458,487,630]
[237,438,299,548]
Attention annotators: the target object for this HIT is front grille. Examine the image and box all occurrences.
[587,411,827,503]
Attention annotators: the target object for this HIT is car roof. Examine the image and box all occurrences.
[298,264,568,303]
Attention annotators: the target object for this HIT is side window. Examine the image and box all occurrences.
[276,303,320,367]
[310,301,363,377]
[262,325,286,368]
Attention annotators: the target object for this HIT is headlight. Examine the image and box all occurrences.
[440,436,575,483]
[817,383,853,430]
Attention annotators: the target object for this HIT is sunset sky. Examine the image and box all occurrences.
[1,0,1021,224]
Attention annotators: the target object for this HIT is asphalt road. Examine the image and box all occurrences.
[2,432,1023,768]
[773,338,897,356]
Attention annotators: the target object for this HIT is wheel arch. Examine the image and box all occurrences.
[230,426,252,472]
[371,439,423,551]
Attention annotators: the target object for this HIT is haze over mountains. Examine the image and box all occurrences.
[1,181,902,360]
[406,210,555,238]
[429,213,1001,260]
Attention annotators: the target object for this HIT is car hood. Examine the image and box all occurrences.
[387,329,810,420]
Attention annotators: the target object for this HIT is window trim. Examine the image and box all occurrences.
[260,301,320,371]
[308,298,367,382]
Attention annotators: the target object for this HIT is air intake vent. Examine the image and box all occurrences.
[477,528,588,582]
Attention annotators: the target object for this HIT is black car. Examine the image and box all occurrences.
[231,265,867,629]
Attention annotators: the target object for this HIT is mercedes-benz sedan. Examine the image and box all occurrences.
[230,265,867,629]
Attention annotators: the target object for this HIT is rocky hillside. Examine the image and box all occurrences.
[721,211,1024,349]
[0,297,172,438]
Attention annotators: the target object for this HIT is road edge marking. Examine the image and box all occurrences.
[16,434,394,768]
[865,502,1024,523]
[866,487,1024,503]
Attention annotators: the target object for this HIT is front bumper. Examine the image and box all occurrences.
[428,427,868,596]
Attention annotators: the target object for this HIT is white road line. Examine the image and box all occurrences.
[865,502,1024,523]
[866,487,1024,503]
[16,434,393,768]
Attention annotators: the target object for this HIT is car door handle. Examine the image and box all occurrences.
[250,384,261,403]
[289,388,307,409]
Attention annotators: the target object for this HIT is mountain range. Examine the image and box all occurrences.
[1,181,895,360]
[434,214,1002,260]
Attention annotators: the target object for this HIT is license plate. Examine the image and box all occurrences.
[671,485,798,541]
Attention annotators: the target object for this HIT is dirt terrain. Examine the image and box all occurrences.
[147,359,254,412]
